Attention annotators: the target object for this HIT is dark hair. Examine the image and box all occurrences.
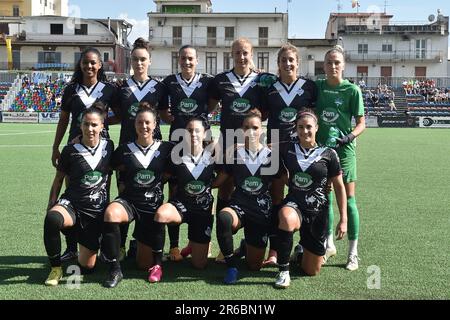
[132,37,151,57]
[81,101,107,121]
[71,47,106,84]
[178,45,197,57]
[135,101,157,120]
[242,109,262,126]
[186,115,210,131]
[296,107,318,123]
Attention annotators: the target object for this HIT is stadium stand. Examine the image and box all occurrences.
[8,76,64,112]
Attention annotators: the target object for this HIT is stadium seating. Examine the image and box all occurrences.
[0,82,12,104]
[406,94,450,117]
[8,79,64,112]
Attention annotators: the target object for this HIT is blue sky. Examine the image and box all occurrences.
[69,0,450,49]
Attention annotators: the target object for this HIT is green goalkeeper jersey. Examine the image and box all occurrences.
[315,79,365,157]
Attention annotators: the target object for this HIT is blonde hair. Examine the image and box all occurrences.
[325,45,345,60]
[231,38,255,70]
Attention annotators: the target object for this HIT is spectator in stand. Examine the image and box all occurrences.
[389,100,397,111]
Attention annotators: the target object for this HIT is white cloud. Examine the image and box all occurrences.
[118,13,148,44]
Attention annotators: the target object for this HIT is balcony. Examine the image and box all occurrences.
[13,32,115,43]
[345,50,444,63]
[148,36,283,48]
[340,22,447,35]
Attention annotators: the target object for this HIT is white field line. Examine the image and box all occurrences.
[0,130,54,136]
[0,145,52,147]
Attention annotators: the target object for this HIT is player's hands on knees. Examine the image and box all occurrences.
[51,149,61,167]
[335,219,347,240]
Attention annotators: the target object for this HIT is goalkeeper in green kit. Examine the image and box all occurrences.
[314,45,366,271]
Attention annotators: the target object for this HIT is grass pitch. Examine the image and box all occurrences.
[0,124,449,300]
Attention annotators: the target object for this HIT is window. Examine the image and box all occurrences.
[225,27,234,41]
[223,52,233,71]
[173,26,182,46]
[206,52,217,75]
[172,51,180,74]
[382,44,392,52]
[13,5,19,17]
[358,44,368,54]
[38,51,61,64]
[259,27,268,46]
[74,24,88,35]
[50,24,63,35]
[416,39,426,59]
[104,52,110,62]
[357,66,368,78]
[257,52,269,72]
[74,52,82,65]
[207,27,216,46]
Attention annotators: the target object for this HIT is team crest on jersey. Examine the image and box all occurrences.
[242,176,263,193]
[321,108,339,123]
[179,98,198,113]
[297,88,305,96]
[231,98,251,113]
[81,171,103,186]
[128,103,140,117]
[134,170,155,185]
[279,107,297,123]
[293,172,313,189]
[334,97,344,107]
[204,226,212,237]
[185,180,206,195]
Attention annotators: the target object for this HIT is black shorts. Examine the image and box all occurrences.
[170,199,213,244]
[229,199,271,249]
[57,198,102,251]
[281,197,328,256]
[113,198,161,248]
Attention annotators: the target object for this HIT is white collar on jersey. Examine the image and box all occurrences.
[127,141,161,169]
[226,70,258,97]
[273,78,306,107]
[182,149,213,180]
[236,146,271,176]
[77,82,106,108]
[294,143,326,172]
[176,73,201,98]
[127,77,158,102]
[73,139,108,171]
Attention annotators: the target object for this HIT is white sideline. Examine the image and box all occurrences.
[0,145,52,147]
[0,130,54,136]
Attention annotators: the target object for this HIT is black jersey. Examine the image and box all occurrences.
[162,73,213,137]
[61,81,118,141]
[227,146,275,198]
[57,138,114,218]
[262,77,317,143]
[209,71,276,131]
[111,141,172,211]
[281,142,341,215]
[168,149,216,211]
[118,77,168,144]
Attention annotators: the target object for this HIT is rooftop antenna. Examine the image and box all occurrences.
[337,0,342,13]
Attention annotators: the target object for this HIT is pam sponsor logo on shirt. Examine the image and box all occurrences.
[231,98,251,113]
[185,180,206,195]
[179,98,198,113]
[279,107,297,123]
[242,176,263,193]
[321,109,339,123]
[293,172,313,189]
[134,170,155,185]
[128,103,139,117]
[81,171,103,186]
